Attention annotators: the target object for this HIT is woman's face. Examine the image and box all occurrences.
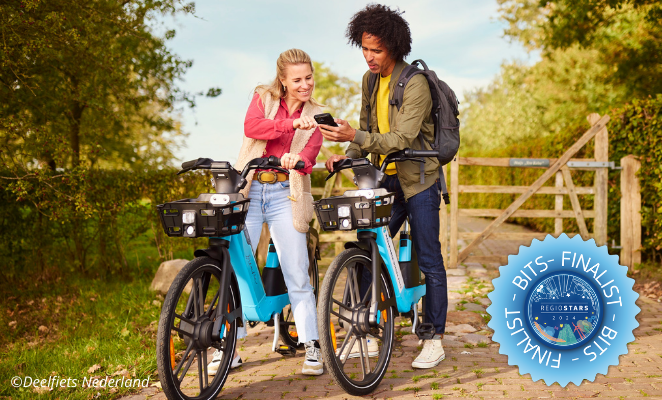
[281,63,314,103]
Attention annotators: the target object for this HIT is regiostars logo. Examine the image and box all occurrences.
[487,234,640,386]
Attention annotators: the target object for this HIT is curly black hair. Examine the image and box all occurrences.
[346,4,412,62]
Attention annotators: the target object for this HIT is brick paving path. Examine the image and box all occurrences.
[125,217,662,400]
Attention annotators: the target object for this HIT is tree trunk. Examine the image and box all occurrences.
[70,99,83,167]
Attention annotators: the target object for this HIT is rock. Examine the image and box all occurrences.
[150,259,191,295]
[447,269,466,276]
[448,291,464,299]
[447,276,468,286]
[445,323,476,334]
[467,265,487,275]
[461,333,492,345]
[461,303,486,312]
[446,311,484,328]
[479,299,491,307]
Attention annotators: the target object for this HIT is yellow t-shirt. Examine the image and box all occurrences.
[376,74,396,175]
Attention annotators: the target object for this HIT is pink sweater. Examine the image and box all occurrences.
[244,92,322,175]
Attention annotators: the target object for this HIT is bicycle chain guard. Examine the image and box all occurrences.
[415,322,436,340]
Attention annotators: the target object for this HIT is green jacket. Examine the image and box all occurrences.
[346,60,439,200]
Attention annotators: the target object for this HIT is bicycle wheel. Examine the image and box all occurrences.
[280,256,319,348]
[156,257,239,400]
[318,248,395,395]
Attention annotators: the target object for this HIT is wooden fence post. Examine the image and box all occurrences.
[589,113,608,246]
[554,171,563,237]
[620,155,641,271]
[450,157,459,268]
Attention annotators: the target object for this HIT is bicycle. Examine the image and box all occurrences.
[314,149,438,395]
[155,156,320,400]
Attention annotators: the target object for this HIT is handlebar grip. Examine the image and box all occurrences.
[267,156,305,170]
[181,159,198,169]
[406,149,439,158]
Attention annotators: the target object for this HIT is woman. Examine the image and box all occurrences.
[209,49,323,376]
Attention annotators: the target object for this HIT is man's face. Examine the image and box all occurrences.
[361,32,396,77]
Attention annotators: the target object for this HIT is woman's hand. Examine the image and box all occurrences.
[325,155,348,172]
[293,116,316,130]
[281,153,303,170]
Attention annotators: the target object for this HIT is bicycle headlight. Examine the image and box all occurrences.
[182,210,196,225]
[337,205,351,218]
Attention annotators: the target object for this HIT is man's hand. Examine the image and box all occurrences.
[319,119,356,142]
[325,155,348,172]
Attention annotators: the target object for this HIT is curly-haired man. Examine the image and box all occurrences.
[320,4,448,369]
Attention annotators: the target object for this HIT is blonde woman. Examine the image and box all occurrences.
[209,49,324,376]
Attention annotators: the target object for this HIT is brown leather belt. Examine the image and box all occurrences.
[253,171,289,184]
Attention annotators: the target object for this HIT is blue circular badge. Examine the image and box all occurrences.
[487,234,640,386]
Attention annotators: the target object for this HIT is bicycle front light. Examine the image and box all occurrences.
[182,210,196,224]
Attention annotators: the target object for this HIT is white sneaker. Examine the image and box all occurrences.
[412,338,445,369]
[301,341,324,376]
[207,349,242,375]
[337,335,379,360]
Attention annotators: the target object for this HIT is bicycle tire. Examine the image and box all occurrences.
[156,257,239,400]
[280,256,319,348]
[317,248,395,395]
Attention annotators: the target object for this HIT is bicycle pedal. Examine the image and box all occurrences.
[275,344,297,357]
[415,322,436,340]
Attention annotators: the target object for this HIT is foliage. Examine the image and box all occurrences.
[0,0,197,171]
[0,166,211,282]
[497,0,662,98]
[461,46,626,150]
[458,96,662,260]
[313,61,361,128]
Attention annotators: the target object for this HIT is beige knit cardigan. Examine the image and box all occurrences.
[235,90,321,233]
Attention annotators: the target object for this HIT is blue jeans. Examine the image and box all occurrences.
[239,180,318,343]
[382,174,448,334]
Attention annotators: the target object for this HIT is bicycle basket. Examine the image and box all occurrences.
[157,193,250,238]
[314,189,394,232]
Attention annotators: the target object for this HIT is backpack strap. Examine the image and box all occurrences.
[366,72,378,134]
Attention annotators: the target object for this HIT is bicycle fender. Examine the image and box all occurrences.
[194,247,224,262]
[344,241,370,252]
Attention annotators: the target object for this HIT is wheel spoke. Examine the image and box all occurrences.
[197,350,204,391]
[174,313,196,326]
[357,337,367,379]
[337,328,357,368]
[205,289,220,317]
[202,349,208,389]
[330,309,353,325]
[174,341,195,382]
[171,325,193,338]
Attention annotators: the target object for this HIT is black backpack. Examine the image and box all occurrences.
[367,59,460,204]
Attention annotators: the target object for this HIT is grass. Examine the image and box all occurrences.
[431,382,439,390]
[0,233,195,400]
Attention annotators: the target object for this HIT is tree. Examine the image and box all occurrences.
[497,0,662,97]
[0,0,217,171]
[313,62,361,129]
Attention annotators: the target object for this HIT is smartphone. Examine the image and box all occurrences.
[314,113,338,127]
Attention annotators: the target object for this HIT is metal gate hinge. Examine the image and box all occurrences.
[567,161,619,169]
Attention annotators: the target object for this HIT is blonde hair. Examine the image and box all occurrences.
[256,48,322,107]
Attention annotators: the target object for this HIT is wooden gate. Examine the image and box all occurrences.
[446,113,610,268]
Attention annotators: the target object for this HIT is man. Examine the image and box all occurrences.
[319,4,448,369]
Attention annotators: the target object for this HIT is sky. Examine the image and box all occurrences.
[156,0,538,165]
